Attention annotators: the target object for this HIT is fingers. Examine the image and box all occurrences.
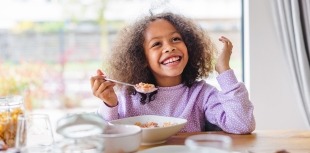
[90,75,104,88]
[219,36,229,42]
[219,36,233,52]
[219,36,232,44]
[215,36,233,74]
[91,77,115,97]
[91,77,104,93]
[91,69,106,88]
[97,69,104,76]
[91,69,117,103]
[94,81,113,98]
[89,69,117,106]
[91,73,113,93]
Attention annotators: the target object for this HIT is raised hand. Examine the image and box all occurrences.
[90,69,118,107]
[215,36,233,74]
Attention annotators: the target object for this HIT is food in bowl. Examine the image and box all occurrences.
[110,115,187,145]
[135,121,176,128]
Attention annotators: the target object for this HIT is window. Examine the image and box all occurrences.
[0,0,242,112]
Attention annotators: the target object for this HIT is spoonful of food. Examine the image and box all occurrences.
[105,78,158,94]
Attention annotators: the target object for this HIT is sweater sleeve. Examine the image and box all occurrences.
[205,69,255,134]
[96,102,119,121]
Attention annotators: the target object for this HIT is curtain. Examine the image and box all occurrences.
[272,0,310,125]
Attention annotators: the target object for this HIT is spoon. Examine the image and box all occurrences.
[105,78,158,94]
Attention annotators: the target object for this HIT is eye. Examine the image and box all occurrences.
[151,42,161,48]
[172,37,182,42]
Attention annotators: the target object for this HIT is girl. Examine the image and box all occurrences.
[90,12,255,134]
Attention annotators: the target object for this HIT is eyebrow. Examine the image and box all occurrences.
[147,31,179,43]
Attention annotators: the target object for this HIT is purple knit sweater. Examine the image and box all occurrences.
[97,69,255,134]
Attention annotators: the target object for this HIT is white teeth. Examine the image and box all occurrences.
[163,56,180,65]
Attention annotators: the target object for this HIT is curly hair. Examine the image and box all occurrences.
[104,12,217,103]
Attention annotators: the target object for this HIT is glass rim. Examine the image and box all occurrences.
[56,113,108,139]
[18,113,50,119]
[0,95,23,105]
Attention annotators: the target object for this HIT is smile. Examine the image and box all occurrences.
[161,56,182,65]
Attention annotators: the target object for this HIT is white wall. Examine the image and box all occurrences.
[244,0,309,130]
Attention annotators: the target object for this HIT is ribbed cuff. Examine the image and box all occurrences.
[98,102,119,121]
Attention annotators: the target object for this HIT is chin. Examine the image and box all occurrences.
[165,71,183,77]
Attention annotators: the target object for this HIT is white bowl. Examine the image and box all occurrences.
[110,115,187,145]
[98,124,142,153]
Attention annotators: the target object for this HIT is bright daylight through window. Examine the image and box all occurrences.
[0,0,242,113]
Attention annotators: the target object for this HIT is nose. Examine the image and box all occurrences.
[164,46,176,53]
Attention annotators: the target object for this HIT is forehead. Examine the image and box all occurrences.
[144,19,177,40]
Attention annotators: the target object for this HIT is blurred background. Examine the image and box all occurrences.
[0,0,242,113]
[1,0,309,133]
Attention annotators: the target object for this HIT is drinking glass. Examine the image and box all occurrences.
[15,114,55,153]
[185,134,232,153]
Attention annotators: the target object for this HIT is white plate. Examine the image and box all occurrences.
[137,145,193,153]
[138,145,232,153]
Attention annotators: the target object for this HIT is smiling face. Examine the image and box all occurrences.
[143,19,189,87]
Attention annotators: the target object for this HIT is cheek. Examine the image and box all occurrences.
[184,50,189,61]
[145,53,161,71]
[147,53,159,65]
[181,47,189,62]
